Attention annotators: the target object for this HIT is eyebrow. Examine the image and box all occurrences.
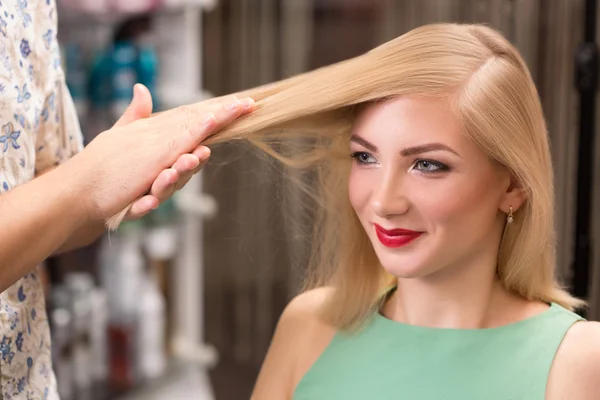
[350,134,461,158]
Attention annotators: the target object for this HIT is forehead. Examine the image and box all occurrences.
[352,96,465,145]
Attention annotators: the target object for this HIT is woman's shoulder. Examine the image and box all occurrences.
[278,287,339,380]
[282,286,336,322]
[546,320,600,399]
[269,286,337,341]
[251,287,338,400]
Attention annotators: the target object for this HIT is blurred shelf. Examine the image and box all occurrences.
[57,0,217,27]
[161,0,218,11]
[115,361,215,400]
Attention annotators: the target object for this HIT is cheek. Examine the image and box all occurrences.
[420,175,500,229]
[348,168,371,215]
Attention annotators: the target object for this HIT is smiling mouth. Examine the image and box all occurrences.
[373,224,423,248]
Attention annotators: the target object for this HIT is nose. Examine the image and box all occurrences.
[371,170,410,219]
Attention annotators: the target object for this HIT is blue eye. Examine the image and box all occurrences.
[351,152,377,165]
[413,159,449,173]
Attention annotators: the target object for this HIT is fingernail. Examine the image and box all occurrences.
[203,112,215,127]
[199,147,211,160]
[225,98,240,111]
[241,97,255,109]
[132,84,140,100]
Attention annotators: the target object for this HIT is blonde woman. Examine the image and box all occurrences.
[108,24,600,400]
[122,23,600,399]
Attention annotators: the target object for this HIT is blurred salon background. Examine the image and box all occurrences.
[46,0,600,399]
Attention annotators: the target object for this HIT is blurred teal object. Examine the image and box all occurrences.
[136,43,159,110]
[142,197,179,226]
[88,49,113,109]
[64,44,87,103]
[111,40,138,118]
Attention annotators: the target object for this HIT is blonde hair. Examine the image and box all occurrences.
[131,23,586,329]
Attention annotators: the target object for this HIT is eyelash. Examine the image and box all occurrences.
[350,152,450,174]
[412,159,450,173]
[350,151,377,165]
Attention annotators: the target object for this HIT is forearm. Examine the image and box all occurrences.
[35,165,106,255]
[0,163,88,291]
[54,221,106,255]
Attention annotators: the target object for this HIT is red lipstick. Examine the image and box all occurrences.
[374,224,422,248]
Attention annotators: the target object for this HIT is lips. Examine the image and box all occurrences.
[374,223,422,248]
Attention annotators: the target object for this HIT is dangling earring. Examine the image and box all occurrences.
[507,206,514,224]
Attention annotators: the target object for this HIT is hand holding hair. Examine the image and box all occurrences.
[73,84,256,230]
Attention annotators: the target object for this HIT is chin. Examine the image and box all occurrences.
[380,260,430,279]
[366,232,441,279]
[375,247,431,279]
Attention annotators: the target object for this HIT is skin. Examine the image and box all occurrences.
[251,96,600,400]
[0,84,256,292]
[348,95,532,329]
[50,85,218,253]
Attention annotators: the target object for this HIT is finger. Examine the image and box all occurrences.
[189,93,251,109]
[174,170,194,191]
[211,95,255,126]
[239,98,255,116]
[191,146,211,161]
[173,148,210,190]
[150,168,179,200]
[168,96,256,152]
[126,195,160,219]
[191,146,211,174]
[171,153,200,175]
[114,84,153,127]
[182,79,279,111]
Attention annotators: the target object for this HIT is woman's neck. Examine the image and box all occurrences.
[382,252,540,329]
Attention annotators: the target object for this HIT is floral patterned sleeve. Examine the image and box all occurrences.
[0,0,84,188]
[32,7,84,175]
[34,66,84,175]
[0,1,84,398]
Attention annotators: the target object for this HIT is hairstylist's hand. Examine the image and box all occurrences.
[111,84,218,220]
[67,84,255,225]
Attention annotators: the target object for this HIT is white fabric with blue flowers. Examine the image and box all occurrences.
[0,0,83,398]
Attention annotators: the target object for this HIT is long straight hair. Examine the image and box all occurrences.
[170,23,585,328]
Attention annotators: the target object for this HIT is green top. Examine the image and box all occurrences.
[293,300,584,400]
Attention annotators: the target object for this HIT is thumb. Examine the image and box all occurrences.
[114,83,153,127]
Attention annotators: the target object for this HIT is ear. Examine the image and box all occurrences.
[499,175,526,214]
